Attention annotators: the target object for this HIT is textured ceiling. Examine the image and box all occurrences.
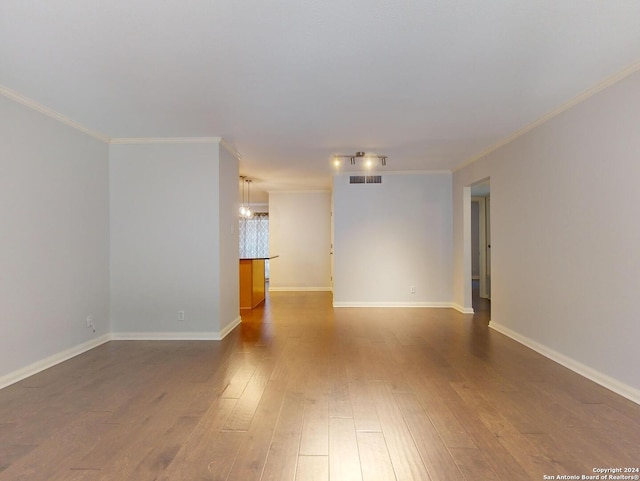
[2,1,640,202]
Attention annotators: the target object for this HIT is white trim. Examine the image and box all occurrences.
[219,316,242,340]
[462,186,473,309]
[110,331,220,341]
[109,137,222,145]
[383,169,451,176]
[0,84,111,143]
[472,196,490,299]
[0,335,111,390]
[454,60,640,172]
[333,170,452,177]
[267,190,331,195]
[220,138,242,159]
[0,317,239,391]
[489,321,640,406]
[110,318,242,340]
[269,286,333,292]
[451,303,475,314]
[248,203,269,213]
[333,301,454,308]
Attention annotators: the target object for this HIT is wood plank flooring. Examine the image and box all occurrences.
[1,291,639,480]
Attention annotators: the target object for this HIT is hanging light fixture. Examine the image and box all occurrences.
[244,179,253,218]
[238,177,254,219]
[239,176,248,217]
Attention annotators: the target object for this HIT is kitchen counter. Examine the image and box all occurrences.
[239,256,278,309]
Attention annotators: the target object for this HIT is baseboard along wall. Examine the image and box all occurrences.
[0,316,243,390]
[0,334,111,390]
[489,320,640,406]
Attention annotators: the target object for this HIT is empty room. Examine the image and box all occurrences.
[1,1,639,480]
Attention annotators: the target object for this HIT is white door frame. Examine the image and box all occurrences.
[472,196,488,298]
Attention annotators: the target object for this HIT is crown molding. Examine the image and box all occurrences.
[0,84,240,152]
[0,84,111,143]
[220,138,242,159]
[267,189,331,194]
[334,169,451,176]
[454,59,640,172]
[109,137,222,145]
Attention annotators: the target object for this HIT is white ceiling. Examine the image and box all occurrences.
[2,1,640,203]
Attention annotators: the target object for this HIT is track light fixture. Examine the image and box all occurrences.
[333,151,388,169]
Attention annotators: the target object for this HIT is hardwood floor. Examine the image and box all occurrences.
[1,291,638,480]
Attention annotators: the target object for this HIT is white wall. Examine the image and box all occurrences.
[110,141,237,337]
[333,173,452,306]
[453,69,640,400]
[218,144,240,332]
[0,95,110,381]
[269,191,332,291]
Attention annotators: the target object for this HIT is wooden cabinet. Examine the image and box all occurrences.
[239,258,266,309]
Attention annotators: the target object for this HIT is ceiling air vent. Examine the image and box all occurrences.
[349,175,382,184]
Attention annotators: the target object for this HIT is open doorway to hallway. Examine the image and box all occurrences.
[470,179,491,314]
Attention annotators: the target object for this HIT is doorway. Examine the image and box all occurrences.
[470,180,491,314]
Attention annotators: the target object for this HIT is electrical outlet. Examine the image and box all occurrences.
[410,286,416,294]
[178,310,185,322]
[86,315,93,327]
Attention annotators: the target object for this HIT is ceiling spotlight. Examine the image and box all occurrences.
[333,152,389,168]
[333,157,340,167]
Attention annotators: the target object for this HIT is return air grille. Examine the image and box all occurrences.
[349,175,382,184]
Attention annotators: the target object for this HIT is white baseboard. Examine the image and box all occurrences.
[0,317,244,391]
[111,316,243,341]
[269,286,333,292]
[0,334,111,390]
[489,321,640,406]
[218,316,242,340]
[333,301,454,308]
[451,303,475,314]
[111,331,220,341]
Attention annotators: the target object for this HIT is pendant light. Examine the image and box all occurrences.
[239,176,248,217]
[245,179,253,218]
[239,176,253,218]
